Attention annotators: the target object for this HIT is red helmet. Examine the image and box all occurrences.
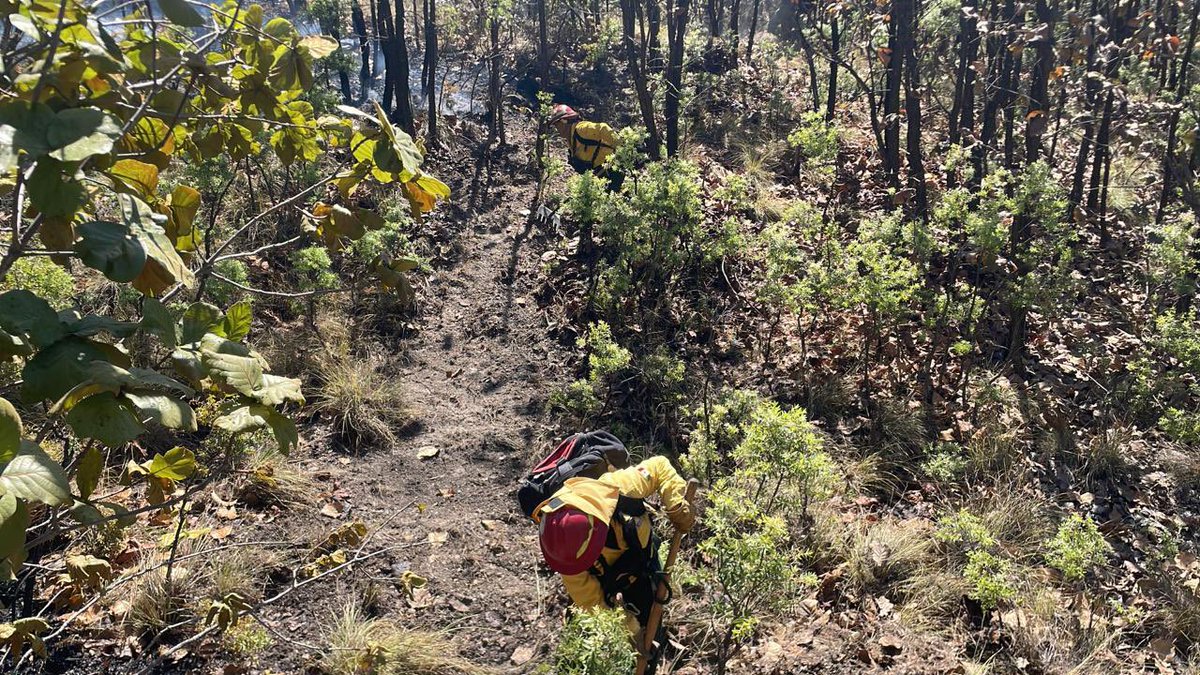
[539,507,608,575]
[548,104,580,125]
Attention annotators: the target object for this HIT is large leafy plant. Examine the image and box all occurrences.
[0,0,447,652]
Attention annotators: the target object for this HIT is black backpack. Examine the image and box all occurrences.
[516,431,629,520]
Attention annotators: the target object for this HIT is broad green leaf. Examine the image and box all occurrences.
[0,329,31,361]
[0,493,29,581]
[204,350,263,396]
[213,403,298,452]
[268,43,313,92]
[298,35,339,58]
[51,381,117,415]
[166,186,202,250]
[27,158,85,219]
[75,447,102,499]
[141,298,179,348]
[0,398,19,464]
[145,447,195,481]
[0,101,54,158]
[46,108,121,162]
[119,194,194,295]
[68,501,104,525]
[181,302,223,344]
[219,300,252,341]
[254,374,303,406]
[21,336,130,404]
[125,392,196,431]
[75,220,148,283]
[61,312,141,339]
[158,0,205,26]
[262,17,296,41]
[0,289,66,348]
[108,158,159,200]
[0,441,71,505]
[64,393,145,448]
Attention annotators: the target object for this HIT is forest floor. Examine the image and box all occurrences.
[247,119,582,672]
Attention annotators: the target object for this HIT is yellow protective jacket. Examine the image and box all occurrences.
[536,456,688,610]
[568,121,618,172]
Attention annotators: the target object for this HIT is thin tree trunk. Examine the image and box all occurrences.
[947,0,978,145]
[745,0,761,61]
[970,0,1016,191]
[487,0,505,144]
[883,0,903,186]
[390,0,416,133]
[1156,0,1199,226]
[425,0,439,145]
[352,1,372,100]
[649,0,664,73]
[900,0,927,218]
[1024,0,1054,163]
[728,0,741,61]
[665,0,691,156]
[796,13,821,113]
[376,0,396,110]
[537,0,550,80]
[621,0,663,156]
[825,12,839,121]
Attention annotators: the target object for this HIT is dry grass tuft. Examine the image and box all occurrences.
[896,569,968,631]
[237,443,316,506]
[322,604,491,675]
[312,351,409,450]
[125,566,200,636]
[840,517,935,594]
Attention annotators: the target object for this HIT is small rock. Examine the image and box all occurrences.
[417,446,440,460]
[481,519,501,531]
[510,645,535,665]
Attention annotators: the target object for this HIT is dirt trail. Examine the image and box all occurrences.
[262,138,572,670]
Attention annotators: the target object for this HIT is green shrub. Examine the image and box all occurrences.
[935,509,996,551]
[682,388,763,483]
[549,379,604,422]
[787,111,838,166]
[699,401,831,652]
[553,608,637,675]
[208,259,249,306]
[582,321,631,383]
[1161,408,1200,444]
[1153,309,1200,372]
[922,443,967,484]
[1148,213,1198,300]
[963,549,1016,610]
[3,257,74,309]
[291,246,339,291]
[1044,514,1111,582]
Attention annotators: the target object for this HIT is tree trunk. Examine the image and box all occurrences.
[537,0,550,80]
[665,0,691,156]
[947,0,978,146]
[621,0,664,156]
[487,0,505,144]
[970,0,1016,191]
[376,0,396,110]
[352,1,372,101]
[745,0,761,61]
[728,0,741,61]
[390,0,416,133]
[825,12,839,121]
[796,12,821,113]
[900,0,927,218]
[1023,0,1054,163]
[649,0,664,73]
[425,0,439,145]
[1156,0,1199,226]
[883,0,903,187]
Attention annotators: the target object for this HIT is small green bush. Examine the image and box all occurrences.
[1153,309,1200,372]
[787,111,838,165]
[4,257,74,309]
[682,388,763,483]
[553,608,637,675]
[291,246,339,291]
[1161,408,1200,444]
[963,549,1015,610]
[935,509,996,550]
[582,321,631,383]
[922,443,968,484]
[208,259,249,306]
[1044,514,1111,582]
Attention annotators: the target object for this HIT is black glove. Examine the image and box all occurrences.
[582,430,630,468]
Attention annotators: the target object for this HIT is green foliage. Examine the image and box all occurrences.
[2,258,74,310]
[1044,515,1111,582]
[1160,407,1200,444]
[1153,309,1200,372]
[291,247,340,291]
[581,321,631,383]
[922,443,968,483]
[936,509,997,550]
[208,259,250,306]
[963,549,1016,610]
[787,111,839,174]
[553,608,638,675]
[682,389,763,483]
[699,400,831,646]
[1148,213,1198,300]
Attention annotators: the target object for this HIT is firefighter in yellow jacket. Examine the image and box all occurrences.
[534,450,695,631]
[548,104,623,189]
